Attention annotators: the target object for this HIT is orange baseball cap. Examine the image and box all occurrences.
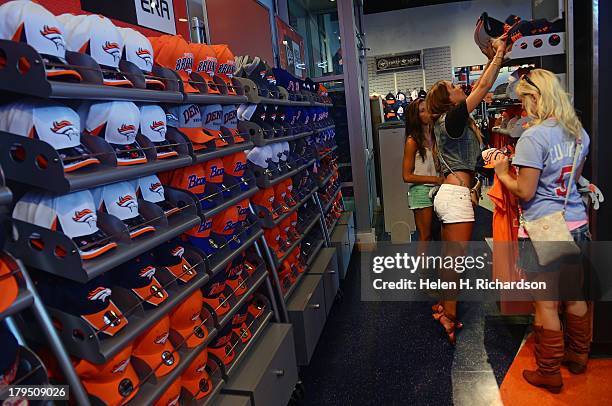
[0,254,19,315]
[252,187,278,220]
[154,377,182,406]
[149,35,197,93]
[211,44,237,95]
[231,303,253,343]
[112,255,168,307]
[169,290,208,349]
[264,227,284,259]
[168,163,207,203]
[181,349,213,400]
[235,199,250,222]
[208,324,236,366]
[152,241,197,284]
[189,43,221,95]
[74,344,140,405]
[133,316,180,377]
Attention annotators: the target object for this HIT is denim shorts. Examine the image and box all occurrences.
[518,224,590,273]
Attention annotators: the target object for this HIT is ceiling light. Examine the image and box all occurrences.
[178,18,188,22]
[150,0,157,8]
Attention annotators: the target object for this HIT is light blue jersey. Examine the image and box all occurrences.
[512,118,590,222]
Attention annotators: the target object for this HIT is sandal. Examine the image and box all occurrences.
[433,312,462,345]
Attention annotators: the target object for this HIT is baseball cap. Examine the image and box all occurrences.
[208,323,236,365]
[118,28,165,90]
[0,1,82,82]
[201,104,230,148]
[92,182,156,239]
[211,44,238,95]
[139,105,179,159]
[59,13,133,87]
[133,316,179,377]
[224,255,248,298]
[112,254,168,306]
[252,187,278,220]
[203,158,229,206]
[169,290,208,348]
[0,255,18,315]
[511,115,533,138]
[36,272,126,337]
[211,206,242,250]
[165,104,215,150]
[231,302,252,343]
[280,216,300,244]
[273,183,291,214]
[149,34,197,93]
[264,227,284,259]
[181,349,213,400]
[154,377,182,406]
[12,190,118,260]
[152,240,197,283]
[235,199,250,222]
[272,67,302,99]
[222,105,245,143]
[189,43,221,95]
[73,344,140,404]
[134,175,180,217]
[281,179,297,206]
[167,164,207,208]
[223,152,253,193]
[0,100,100,172]
[0,323,19,389]
[85,101,147,166]
[246,147,273,179]
[201,270,230,317]
[184,217,222,258]
[247,294,268,321]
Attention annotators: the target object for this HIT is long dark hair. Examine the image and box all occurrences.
[425,81,483,144]
[405,99,429,162]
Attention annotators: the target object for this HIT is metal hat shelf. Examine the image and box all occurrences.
[255,186,319,230]
[238,121,314,147]
[282,237,326,301]
[253,158,316,189]
[0,39,246,104]
[6,187,201,282]
[233,77,333,107]
[0,344,53,401]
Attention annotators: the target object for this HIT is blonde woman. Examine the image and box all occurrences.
[494,69,591,393]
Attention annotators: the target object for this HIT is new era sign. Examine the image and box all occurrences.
[135,0,176,35]
[81,0,177,35]
[375,51,422,73]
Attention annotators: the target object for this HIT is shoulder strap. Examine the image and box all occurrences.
[563,134,583,213]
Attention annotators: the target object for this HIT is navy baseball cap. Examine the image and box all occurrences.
[112,254,168,307]
[35,273,126,337]
[211,206,242,251]
[184,217,225,258]
[152,239,197,284]
[208,322,236,365]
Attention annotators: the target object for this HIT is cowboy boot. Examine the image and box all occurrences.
[523,326,564,393]
[563,309,592,374]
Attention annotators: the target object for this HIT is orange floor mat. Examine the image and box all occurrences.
[500,334,612,406]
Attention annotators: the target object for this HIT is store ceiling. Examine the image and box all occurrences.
[364,0,470,14]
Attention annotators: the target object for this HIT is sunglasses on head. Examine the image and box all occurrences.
[521,74,540,94]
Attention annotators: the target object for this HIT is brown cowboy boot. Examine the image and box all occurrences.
[523,326,564,393]
[563,309,592,374]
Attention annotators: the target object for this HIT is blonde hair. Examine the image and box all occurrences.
[515,69,583,139]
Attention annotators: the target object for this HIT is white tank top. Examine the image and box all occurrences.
[413,147,437,178]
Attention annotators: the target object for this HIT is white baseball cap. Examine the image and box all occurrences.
[92,182,156,239]
[12,190,118,259]
[139,104,178,159]
[0,1,82,82]
[133,175,180,217]
[85,101,147,166]
[0,99,100,172]
[58,13,133,87]
[118,27,165,90]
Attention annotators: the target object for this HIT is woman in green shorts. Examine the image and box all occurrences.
[402,99,444,241]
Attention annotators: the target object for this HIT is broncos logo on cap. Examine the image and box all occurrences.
[167,395,180,406]
[149,120,166,137]
[171,246,185,257]
[116,195,137,212]
[139,265,156,279]
[103,41,121,62]
[51,120,78,141]
[72,208,97,228]
[232,313,247,325]
[195,363,207,373]
[40,25,65,51]
[87,287,112,302]
[136,47,153,68]
[154,332,169,345]
[111,358,130,374]
[117,124,137,141]
[149,182,164,198]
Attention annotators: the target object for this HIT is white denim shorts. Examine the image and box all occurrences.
[433,184,475,224]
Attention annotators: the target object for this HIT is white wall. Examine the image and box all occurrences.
[363,0,532,68]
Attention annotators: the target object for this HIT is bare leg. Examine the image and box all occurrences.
[534,301,561,331]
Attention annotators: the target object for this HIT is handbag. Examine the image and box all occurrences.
[522,136,583,266]
[437,151,482,206]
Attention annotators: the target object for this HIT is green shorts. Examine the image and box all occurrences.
[408,184,434,209]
